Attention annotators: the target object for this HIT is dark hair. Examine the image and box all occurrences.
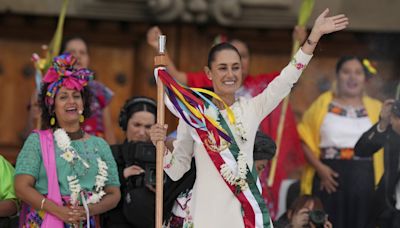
[289,195,324,215]
[253,131,276,161]
[118,96,157,131]
[207,42,241,68]
[60,36,89,54]
[39,82,92,130]
[335,56,367,75]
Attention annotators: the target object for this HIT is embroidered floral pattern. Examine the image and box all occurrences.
[328,102,368,118]
[290,57,307,70]
[164,151,175,169]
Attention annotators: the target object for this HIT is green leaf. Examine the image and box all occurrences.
[44,0,70,72]
[298,0,315,26]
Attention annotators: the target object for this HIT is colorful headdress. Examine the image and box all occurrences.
[43,53,93,106]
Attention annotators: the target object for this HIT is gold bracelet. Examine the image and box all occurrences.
[40,198,46,210]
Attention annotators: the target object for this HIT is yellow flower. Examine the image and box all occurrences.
[363,59,377,75]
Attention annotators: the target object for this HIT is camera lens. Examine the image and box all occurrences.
[309,210,326,225]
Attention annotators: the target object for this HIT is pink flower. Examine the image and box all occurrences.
[295,63,305,70]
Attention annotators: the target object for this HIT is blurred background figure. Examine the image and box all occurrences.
[102,96,157,228]
[355,99,400,228]
[298,56,383,227]
[253,131,277,176]
[0,155,18,228]
[61,36,117,144]
[274,194,332,228]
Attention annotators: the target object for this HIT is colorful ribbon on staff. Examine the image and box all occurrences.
[155,68,235,149]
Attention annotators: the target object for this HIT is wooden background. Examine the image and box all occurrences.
[1,14,399,164]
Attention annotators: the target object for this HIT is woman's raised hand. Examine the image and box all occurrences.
[302,8,349,54]
[312,8,349,36]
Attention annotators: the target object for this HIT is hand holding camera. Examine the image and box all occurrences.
[123,165,144,179]
[290,207,331,228]
[378,99,395,132]
[122,141,159,188]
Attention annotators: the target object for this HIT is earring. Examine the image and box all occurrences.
[79,114,85,123]
[50,116,56,126]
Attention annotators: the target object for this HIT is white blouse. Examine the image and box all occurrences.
[164,49,312,228]
[320,105,372,148]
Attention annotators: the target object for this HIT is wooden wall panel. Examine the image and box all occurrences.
[89,44,135,143]
[1,14,399,164]
[0,40,39,145]
[0,39,41,163]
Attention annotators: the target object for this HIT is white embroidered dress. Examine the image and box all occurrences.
[164,49,312,228]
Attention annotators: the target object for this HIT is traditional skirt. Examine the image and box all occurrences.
[19,196,99,228]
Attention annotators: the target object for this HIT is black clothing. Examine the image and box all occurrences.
[312,159,374,228]
[101,143,152,228]
[355,124,400,228]
[101,142,196,228]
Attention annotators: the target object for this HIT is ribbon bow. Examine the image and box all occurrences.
[362,59,377,75]
[43,53,93,106]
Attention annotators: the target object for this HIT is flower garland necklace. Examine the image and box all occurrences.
[209,100,249,191]
[54,128,108,205]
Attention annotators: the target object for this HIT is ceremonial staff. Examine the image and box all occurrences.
[154,35,167,228]
[268,0,315,187]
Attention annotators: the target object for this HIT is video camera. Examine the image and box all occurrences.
[122,141,158,187]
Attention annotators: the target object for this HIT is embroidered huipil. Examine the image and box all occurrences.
[15,133,120,195]
[163,49,312,228]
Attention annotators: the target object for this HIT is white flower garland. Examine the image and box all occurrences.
[216,101,249,191]
[54,129,89,168]
[87,158,108,204]
[220,150,249,191]
[231,102,247,143]
[54,128,108,205]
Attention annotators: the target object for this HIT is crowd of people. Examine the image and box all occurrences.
[1,6,399,228]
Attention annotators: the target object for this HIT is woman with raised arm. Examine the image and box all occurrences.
[150,9,348,228]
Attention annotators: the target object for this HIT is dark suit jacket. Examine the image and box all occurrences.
[355,123,400,211]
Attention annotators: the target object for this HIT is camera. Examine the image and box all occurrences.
[308,210,327,228]
[122,141,158,187]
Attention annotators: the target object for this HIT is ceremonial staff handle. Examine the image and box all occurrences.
[154,35,166,228]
